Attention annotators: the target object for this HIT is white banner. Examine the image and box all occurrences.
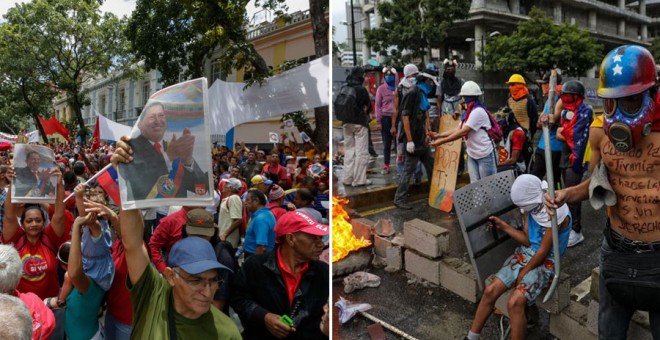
[208,54,330,135]
[0,131,39,144]
[97,113,132,141]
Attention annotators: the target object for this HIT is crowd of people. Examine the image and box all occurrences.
[0,134,331,339]
[338,44,659,339]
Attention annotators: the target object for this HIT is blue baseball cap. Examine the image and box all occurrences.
[167,237,232,275]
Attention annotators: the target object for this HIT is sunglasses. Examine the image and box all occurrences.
[603,91,648,118]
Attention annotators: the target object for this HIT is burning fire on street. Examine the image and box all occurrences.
[332,196,371,262]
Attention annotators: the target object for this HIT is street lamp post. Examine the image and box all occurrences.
[466,31,500,102]
[350,0,357,66]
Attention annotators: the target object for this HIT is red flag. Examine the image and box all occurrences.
[97,166,120,205]
[37,116,70,140]
[91,118,100,152]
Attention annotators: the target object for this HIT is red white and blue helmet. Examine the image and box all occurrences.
[597,45,656,99]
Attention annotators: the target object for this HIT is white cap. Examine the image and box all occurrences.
[458,81,483,96]
[403,64,419,77]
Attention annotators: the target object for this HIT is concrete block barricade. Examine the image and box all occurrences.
[404,249,441,285]
[403,219,449,259]
[438,257,479,303]
[385,246,403,271]
[351,218,375,243]
[537,273,571,314]
[373,234,392,258]
[549,302,596,340]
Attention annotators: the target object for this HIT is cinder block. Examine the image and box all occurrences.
[403,219,449,259]
[590,267,600,302]
[537,273,571,314]
[586,299,599,335]
[549,302,596,340]
[351,218,375,243]
[385,246,403,271]
[405,249,441,285]
[372,254,386,268]
[439,257,478,303]
[373,234,392,258]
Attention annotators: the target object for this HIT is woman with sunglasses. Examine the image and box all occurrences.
[556,80,593,247]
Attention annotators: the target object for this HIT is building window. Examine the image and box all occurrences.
[99,95,106,115]
[142,82,150,105]
[119,88,126,111]
[211,59,226,82]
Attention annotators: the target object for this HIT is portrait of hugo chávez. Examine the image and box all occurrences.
[12,145,57,200]
[119,101,209,202]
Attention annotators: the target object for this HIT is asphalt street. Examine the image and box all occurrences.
[333,125,607,339]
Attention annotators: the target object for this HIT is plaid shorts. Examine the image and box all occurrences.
[495,246,555,305]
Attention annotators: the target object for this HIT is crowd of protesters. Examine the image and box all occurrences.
[0,134,330,339]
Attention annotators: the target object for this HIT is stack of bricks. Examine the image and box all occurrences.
[402,219,480,303]
[370,219,405,272]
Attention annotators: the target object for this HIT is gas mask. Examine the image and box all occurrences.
[602,89,654,152]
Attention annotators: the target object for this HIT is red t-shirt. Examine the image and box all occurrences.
[4,226,65,299]
[17,290,56,340]
[265,202,287,220]
[107,239,132,325]
[276,247,309,307]
[148,209,187,273]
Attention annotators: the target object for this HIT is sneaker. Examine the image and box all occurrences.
[394,202,412,210]
[352,180,372,187]
[567,230,584,247]
[380,165,390,175]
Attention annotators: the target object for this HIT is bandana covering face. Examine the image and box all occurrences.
[509,83,529,100]
[560,93,583,113]
[510,174,569,227]
[384,74,396,90]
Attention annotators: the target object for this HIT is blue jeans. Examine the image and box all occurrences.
[598,239,660,339]
[466,150,497,183]
[104,312,132,340]
[396,121,423,181]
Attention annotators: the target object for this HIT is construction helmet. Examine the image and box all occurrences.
[561,80,586,97]
[458,81,483,96]
[403,64,419,77]
[597,45,656,98]
[506,74,526,85]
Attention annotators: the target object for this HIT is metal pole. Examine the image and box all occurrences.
[350,0,357,66]
[542,69,561,303]
[481,35,485,102]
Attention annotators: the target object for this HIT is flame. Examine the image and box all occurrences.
[332,196,371,262]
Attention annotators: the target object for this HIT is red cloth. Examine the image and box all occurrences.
[265,202,287,220]
[3,226,65,299]
[17,290,56,340]
[37,116,70,140]
[276,247,309,307]
[261,163,291,188]
[510,129,525,150]
[107,239,132,325]
[148,209,187,273]
[91,118,100,152]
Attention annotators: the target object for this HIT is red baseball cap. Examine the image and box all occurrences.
[275,211,329,239]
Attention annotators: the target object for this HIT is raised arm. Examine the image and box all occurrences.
[112,136,150,284]
[50,167,66,238]
[68,214,93,294]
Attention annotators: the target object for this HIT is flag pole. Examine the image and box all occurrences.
[62,163,113,203]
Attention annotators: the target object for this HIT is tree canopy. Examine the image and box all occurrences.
[483,7,603,78]
[1,0,132,142]
[365,0,470,63]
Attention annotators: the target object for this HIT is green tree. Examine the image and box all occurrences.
[127,0,329,152]
[2,0,133,144]
[648,37,660,65]
[365,0,470,63]
[484,7,603,78]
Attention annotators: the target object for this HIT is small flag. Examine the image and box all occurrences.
[98,167,120,205]
[91,118,100,152]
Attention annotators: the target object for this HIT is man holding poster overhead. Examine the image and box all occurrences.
[119,100,207,202]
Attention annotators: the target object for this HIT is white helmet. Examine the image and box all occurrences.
[458,81,483,96]
[403,64,419,77]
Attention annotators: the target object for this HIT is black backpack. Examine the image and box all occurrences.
[334,84,360,123]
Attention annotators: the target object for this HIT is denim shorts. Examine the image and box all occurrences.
[495,246,555,305]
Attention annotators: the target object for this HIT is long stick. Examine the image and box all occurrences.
[62,163,113,203]
[542,70,561,303]
[359,312,421,340]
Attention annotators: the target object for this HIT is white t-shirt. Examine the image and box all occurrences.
[218,195,243,248]
[464,106,494,159]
